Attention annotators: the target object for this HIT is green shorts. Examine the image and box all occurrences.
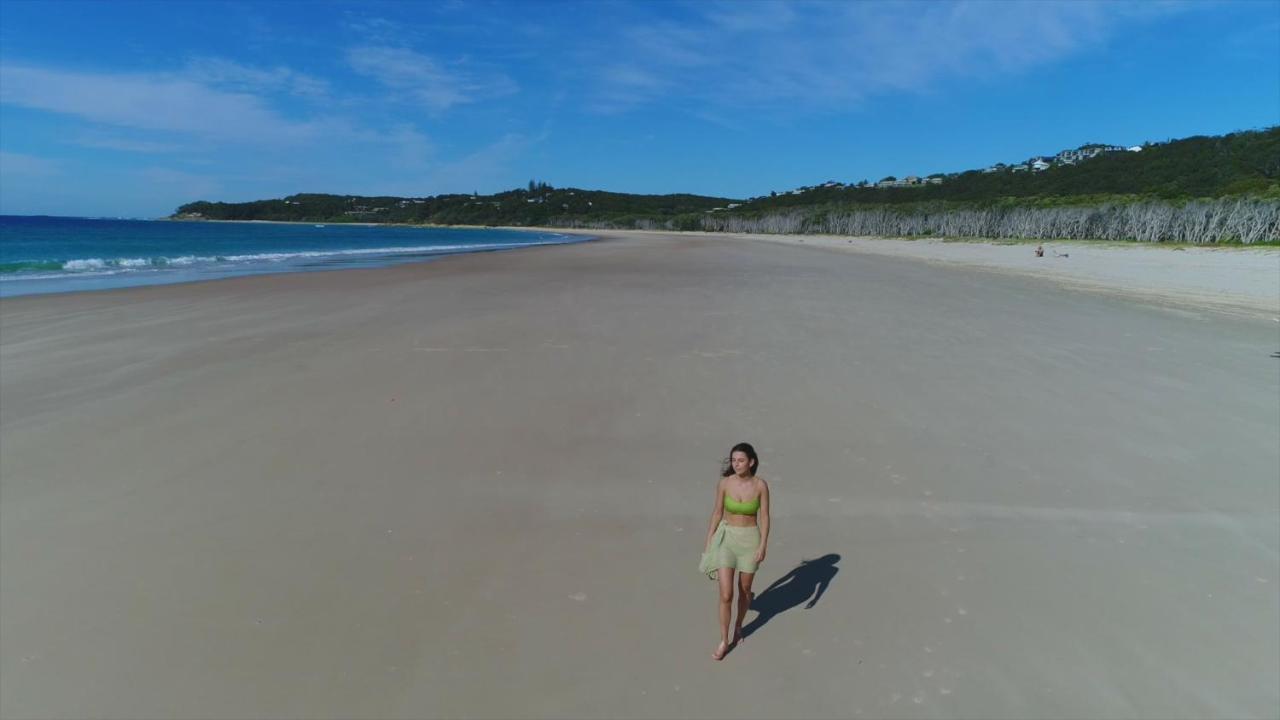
[716,523,761,574]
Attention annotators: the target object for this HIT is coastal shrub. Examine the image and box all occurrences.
[699,197,1280,244]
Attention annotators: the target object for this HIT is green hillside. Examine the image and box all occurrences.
[174,127,1279,233]
[175,186,735,226]
[738,126,1279,211]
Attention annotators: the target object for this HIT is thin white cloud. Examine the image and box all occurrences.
[589,64,670,114]
[73,132,185,154]
[381,123,435,169]
[0,59,448,212]
[0,63,335,144]
[586,0,1190,113]
[273,130,533,200]
[423,132,532,192]
[0,151,63,177]
[346,45,516,112]
[620,23,711,68]
[135,167,223,200]
[703,0,798,32]
[344,15,412,45]
[184,57,330,98]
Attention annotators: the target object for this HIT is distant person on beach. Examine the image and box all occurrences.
[703,442,771,660]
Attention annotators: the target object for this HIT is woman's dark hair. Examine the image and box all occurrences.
[721,442,760,477]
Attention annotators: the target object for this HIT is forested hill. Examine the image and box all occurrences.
[174,126,1279,233]
[736,126,1278,211]
[174,186,736,226]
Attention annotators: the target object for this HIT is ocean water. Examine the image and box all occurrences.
[0,216,587,297]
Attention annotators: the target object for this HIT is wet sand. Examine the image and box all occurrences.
[2,231,1277,718]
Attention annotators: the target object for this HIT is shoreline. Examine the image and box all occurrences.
[0,223,595,299]
[167,218,538,230]
[4,225,1275,318]
[171,216,1280,251]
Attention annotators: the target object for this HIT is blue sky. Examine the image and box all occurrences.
[1,0,1277,217]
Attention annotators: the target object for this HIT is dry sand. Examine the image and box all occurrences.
[529,229,1280,319]
[1,231,1277,719]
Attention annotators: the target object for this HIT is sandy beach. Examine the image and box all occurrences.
[526,229,1280,320]
[2,230,1277,718]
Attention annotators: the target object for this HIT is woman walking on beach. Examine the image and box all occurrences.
[703,442,770,660]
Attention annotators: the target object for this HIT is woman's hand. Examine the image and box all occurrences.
[754,546,766,565]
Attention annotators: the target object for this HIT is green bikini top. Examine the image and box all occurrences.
[724,491,761,515]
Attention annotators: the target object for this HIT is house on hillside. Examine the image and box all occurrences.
[876,176,923,188]
[1058,144,1132,165]
[1031,158,1051,172]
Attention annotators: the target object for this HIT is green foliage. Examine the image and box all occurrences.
[739,127,1279,213]
[173,127,1279,228]
[175,187,735,225]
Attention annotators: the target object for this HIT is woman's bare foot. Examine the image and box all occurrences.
[712,639,729,661]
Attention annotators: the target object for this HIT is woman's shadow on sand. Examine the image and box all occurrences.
[742,554,840,640]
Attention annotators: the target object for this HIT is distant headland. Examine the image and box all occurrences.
[175,127,1280,244]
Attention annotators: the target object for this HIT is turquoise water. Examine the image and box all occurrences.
[0,216,587,297]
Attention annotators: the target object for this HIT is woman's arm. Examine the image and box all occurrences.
[704,478,725,548]
[754,480,771,563]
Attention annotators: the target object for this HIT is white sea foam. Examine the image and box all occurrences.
[217,241,557,263]
[43,242,558,274]
[2,238,575,286]
[62,258,109,271]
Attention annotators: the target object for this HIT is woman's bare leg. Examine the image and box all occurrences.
[735,572,755,643]
[714,568,735,659]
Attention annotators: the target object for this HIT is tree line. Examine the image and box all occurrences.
[174,127,1279,243]
[698,198,1279,244]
